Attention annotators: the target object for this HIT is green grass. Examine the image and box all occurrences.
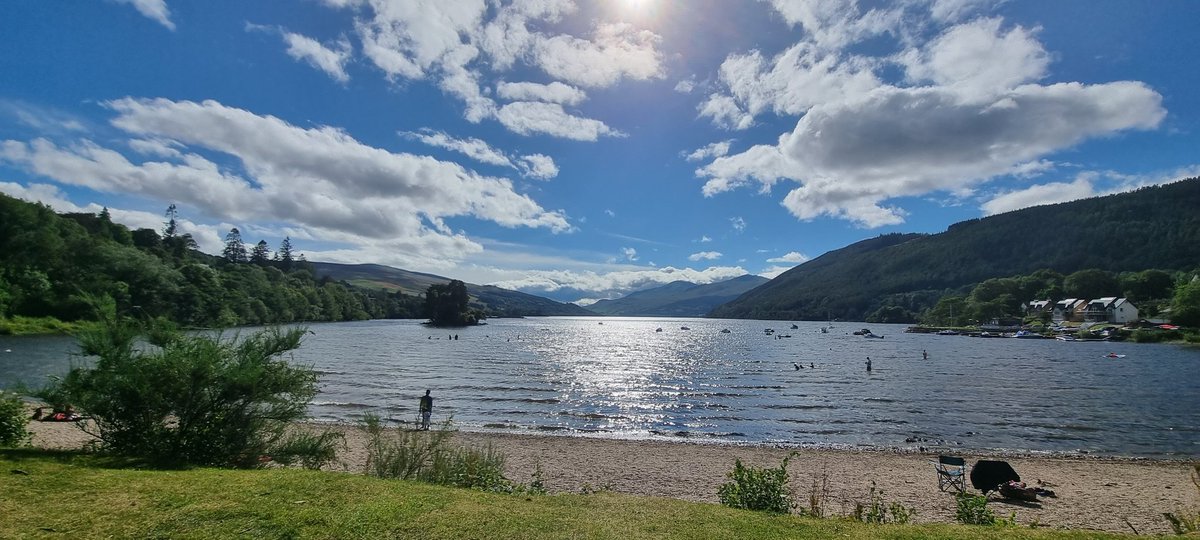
[0,316,83,335]
[0,450,1131,540]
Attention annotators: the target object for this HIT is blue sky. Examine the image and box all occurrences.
[2,1,1198,304]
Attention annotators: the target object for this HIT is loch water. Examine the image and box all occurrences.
[2,317,1197,458]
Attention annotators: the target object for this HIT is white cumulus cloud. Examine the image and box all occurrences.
[688,251,722,261]
[767,251,809,263]
[0,97,571,269]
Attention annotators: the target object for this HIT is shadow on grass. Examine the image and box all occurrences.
[0,447,191,471]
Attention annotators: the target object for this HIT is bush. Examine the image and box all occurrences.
[955,493,996,525]
[361,413,516,493]
[718,455,795,514]
[0,391,31,447]
[38,302,337,468]
[853,482,915,524]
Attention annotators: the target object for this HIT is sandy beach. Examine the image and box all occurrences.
[25,418,1197,535]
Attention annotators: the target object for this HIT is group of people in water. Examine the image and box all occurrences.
[793,349,930,373]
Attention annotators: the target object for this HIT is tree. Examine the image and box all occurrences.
[275,236,295,270]
[250,240,272,265]
[222,228,248,263]
[1121,269,1175,303]
[1171,278,1200,328]
[163,203,178,238]
[38,301,338,468]
[1063,269,1120,300]
[425,280,477,326]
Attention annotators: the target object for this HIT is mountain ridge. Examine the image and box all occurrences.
[309,261,593,317]
[711,178,1200,321]
[588,274,769,316]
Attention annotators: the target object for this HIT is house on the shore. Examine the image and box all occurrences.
[1083,297,1139,324]
[1025,300,1052,318]
[1052,298,1086,322]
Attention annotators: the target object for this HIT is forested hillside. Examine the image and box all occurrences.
[588,275,769,316]
[711,178,1200,321]
[310,262,593,317]
[0,195,424,328]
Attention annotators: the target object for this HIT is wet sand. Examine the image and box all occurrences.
[26,419,1198,534]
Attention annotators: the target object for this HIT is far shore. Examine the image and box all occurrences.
[26,416,1198,535]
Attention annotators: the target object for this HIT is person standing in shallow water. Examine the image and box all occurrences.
[418,390,434,430]
[865,357,872,372]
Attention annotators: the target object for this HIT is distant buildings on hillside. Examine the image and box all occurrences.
[1025,297,1140,324]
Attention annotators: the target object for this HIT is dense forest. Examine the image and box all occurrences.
[0,194,428,328]
[711,178,1200,322]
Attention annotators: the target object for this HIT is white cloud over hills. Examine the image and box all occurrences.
[694,4,1166,228]
[0,97,570,270]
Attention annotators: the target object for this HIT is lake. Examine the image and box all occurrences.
[2,317,1197,458]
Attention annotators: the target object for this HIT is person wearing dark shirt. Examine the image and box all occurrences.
[418,390,434,430]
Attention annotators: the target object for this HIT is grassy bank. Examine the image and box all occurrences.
[0,316,84,336]
[0,450,1128,540]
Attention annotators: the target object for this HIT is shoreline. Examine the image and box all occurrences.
[25,416,1199,534]
[305,416,1200,463]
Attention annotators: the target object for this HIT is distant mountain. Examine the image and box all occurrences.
[588,275,770,316]
[710,178,1200,321]
[310,261,594,317]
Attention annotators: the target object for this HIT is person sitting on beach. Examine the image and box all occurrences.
[418,390,434,430]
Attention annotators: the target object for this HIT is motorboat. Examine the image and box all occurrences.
[720,328,731,333]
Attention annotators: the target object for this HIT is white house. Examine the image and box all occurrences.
[1083,297,1140,324]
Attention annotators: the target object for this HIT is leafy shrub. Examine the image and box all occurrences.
[0,391,31,447]
[271,430,344,470]
[955,493,996,525]
[361,413,516,493]
[853,482,915,524]
[38,303,337,468]
[717,455,795,514]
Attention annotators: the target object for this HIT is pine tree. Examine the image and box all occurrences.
[163,204,178,238]
[276,236,295,270]
[250,240,271,265]
[222,228,248,263]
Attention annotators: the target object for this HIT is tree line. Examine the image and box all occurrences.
[0,195,425,328]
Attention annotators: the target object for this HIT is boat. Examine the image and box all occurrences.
[764,328,775,335]
[820,327,828,334]
[1104,353,1126,358]
[655,328,662,332]
[1014,330,1045,339]
[936,329,959,336]
[680,326,690,330]
[720,328,731,333]
[853,328,872,335]
[790,324,799,330]
[1055,335,1076,342]
[863,333,884,339]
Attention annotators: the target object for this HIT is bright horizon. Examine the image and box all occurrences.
[2,1,1198,304]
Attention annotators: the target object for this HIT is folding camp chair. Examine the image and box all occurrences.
[932,455,968,493]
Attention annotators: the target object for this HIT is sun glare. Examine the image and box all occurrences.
[614,0,660,22]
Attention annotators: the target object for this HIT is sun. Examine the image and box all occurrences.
[614,0,659,20]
